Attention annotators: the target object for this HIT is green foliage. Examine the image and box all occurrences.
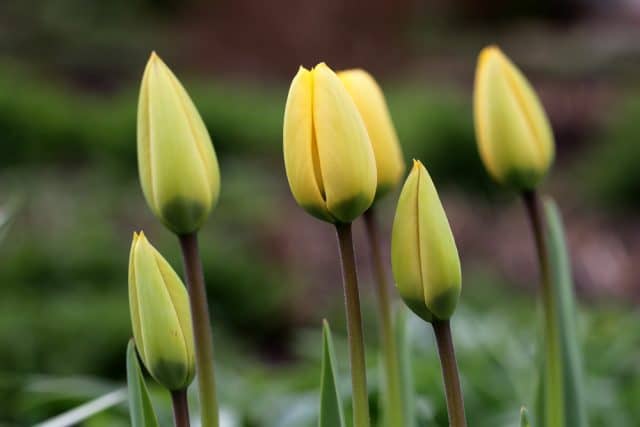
[126,340,159,427]
[318,320,345,427]
[578,93,640,211]
[543,198,587,427]
[0,64,487,191]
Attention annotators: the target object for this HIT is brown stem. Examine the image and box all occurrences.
[432,320,467,427]
[178,233,219,427]
[363,208,403,426]
[522,190,564,427]
[335,222,371,427]
[171,389,191,427]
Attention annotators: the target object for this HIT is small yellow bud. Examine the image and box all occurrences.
[338,69,405,199]
[473,45,555,190]
[137,52,220,234]
[129,231,195,390]
[283,63,377,223]
[391,160,461,321]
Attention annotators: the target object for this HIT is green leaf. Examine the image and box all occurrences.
[543,198,588,427]
[318,320,345,427]
[126,340,159,427]
[396,305,416,427]
[521,406,531,427]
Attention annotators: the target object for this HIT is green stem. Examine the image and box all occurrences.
[178,233,219,427]
[335,222,371,427]
[432,320,467,427]
[363,208,403,427]
[522,190,565,427]
[171,389,191,427]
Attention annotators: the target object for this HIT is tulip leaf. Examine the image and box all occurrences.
[543,197,588,427]
[395,305,416,427]
[520,406,531,427]
[318,320,345,427]
[126,340,159,427]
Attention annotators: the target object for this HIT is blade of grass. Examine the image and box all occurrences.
[319,320,346,427]
[521,406,531,427]
[126,340,160,427]
[33,388,126,427]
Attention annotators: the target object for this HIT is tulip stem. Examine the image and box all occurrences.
[178,233,219,427]
[522,190,565,427]
[363,208,404,427]
[432,319,467,427]
[171,389,191,427]
[335,222,371,427]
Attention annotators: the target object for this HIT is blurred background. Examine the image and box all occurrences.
[1,0,639,425]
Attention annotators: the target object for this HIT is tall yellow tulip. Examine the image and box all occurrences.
[137,52,220,234]
[338,69,405,199]
[391,160,461,321]
[283,63,377,223]
[474,46,554,190]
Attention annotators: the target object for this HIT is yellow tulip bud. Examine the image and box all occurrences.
[473,45,555,190]
[391,160,461,321]
[338,69,405,199]
[129,231,195,390]
[283,63,377,223]
[137,52,220,234]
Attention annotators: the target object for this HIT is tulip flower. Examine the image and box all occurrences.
[283,62,377,223]
[129,231,195,391]
[338,69,405,199]
[473,46,554,190]
[391,160,461,321]
[137,52,220,234]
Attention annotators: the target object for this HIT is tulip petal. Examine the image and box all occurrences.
[128,233,145,360]
[137,67,155,216]
[339,69,405,199]
[414,162,461,319]
[283,67,334,222]
[166,68,221,210]
[150,243,195,381]
[312,63,377,222]
[391,162,432,322]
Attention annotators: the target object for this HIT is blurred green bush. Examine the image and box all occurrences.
[0,64,489,190]
[577,93,640,210]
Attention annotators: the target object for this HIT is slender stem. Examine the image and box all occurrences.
[178,233,219,427]
[522,190,565,427]
[363,208,403,427]
[171,389,191,427]
[335,222,371,427]
[432,320,467,427]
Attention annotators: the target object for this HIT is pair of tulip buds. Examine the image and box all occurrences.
[283,63,405,223]
[283,62,460,321]
[129,53,220,390]
[284,46,554,322]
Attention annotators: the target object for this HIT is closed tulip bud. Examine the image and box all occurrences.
[129,231,195,390]
[391,160,461,321]
[137,52,220,234]
[338,69,405,199]
[283,63,377,223]
[474,46,554,190]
